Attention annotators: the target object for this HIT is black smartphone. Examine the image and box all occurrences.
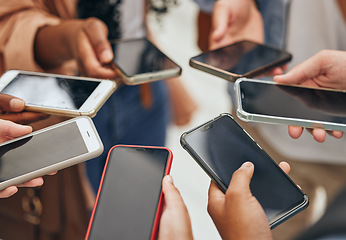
[85,145,173,240]
[110,37,182,85]
[235,78,346,132]
[180,113,308,228]
[189,40,292,82]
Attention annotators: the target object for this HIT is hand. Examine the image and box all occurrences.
[0,119,46,198]
[166,78,197,126]
[274,50,346,142]
[207,161,290,240]
[0,94,49,124]
[158,175,193,240]
[210,0,264,50]
[35,18,117,79]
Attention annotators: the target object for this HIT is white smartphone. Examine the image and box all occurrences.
[190,40,292,82]
[110,37,182,85]
[0,116,103,191]
[235,78,346,131]
[0,70,117,117]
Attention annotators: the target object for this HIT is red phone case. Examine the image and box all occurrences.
[85,144,173,240]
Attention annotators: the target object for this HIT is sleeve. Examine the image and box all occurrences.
[0,0,61,74]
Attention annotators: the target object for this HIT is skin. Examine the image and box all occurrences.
[35,18,117,79]
[207,162,290,240]
[274,50,346,142]
[0,94,49,124]
[210,0,264,50]
[158,175,194,240]
[0,119,43,198]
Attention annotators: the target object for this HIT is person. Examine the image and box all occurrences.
[209,1,346,239]
[208,50,346,240]
[0,1,196,239]
[31,0,197,193]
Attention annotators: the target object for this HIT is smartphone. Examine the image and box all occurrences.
[235,78,346,131]
[0,116,103,191]
[0,70,116,117]
[189,40,292,82]
[110,37,182,85]
[180,113,308,228]
[85,145,173,240]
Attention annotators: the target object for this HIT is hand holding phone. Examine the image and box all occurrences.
[0,116,103,191]
[0,70,116,117]
[208,162,273,240]
[181,113,308,228]
[190,40,291,82]
[85,145,173,240]
[235,78,346,132]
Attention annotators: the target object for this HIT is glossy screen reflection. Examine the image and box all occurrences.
[88,146,169,240]
[111,38,178,77]
[0,122,87,182]
[1,74,100,110]
[193,41,289,75]
[183,115,305,221]
[239,81,346,124]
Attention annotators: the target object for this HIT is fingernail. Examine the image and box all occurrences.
[165,175,173,183]
[9,98,25,110]
[241,162,253,168]
[100,50,113,63]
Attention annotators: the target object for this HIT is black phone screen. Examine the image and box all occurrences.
[88,146,170,240]
[0,121,88,183]
[239,80,346,124]
[1,74,100,110]
[111,38,179,77]
[192,41,291,75]
[182,115,306,224]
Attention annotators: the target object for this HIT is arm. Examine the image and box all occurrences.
[274,50,346,142]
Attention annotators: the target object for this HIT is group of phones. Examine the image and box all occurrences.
[0,37,180,239]
[2,38,344,238]
[190,40,346,132]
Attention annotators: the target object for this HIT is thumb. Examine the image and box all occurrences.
[162,175,184,207]
[0,94,25,112]
[227,162,254,197]
[83,18,113,64]
[274,52,323,85]
[0,119,32,140]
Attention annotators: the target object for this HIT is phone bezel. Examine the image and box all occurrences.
[85,144,173,240]
[180,113,308,228]
[189,40,292,82]
[235,78,346,132]
[0,116,103,191]
[0,70,117,117]
[110,37,182,85]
